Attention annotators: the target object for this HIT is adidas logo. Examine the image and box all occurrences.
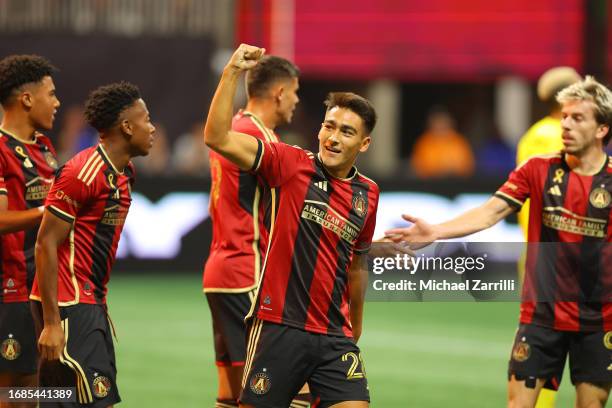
[314,181,328,192]
[548,185,562,196]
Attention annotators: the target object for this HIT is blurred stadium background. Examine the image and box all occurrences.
[0,0,610,406]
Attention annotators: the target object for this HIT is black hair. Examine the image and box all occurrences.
[324,92,377,134]
[84,81,141,132]
[246,56,300,98]
[0,54,56,106]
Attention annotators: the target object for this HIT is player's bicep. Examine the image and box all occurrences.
[483,196,515,225]
[37,208,72,247]
[212,130,261,171]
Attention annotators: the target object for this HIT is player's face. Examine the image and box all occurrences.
[560,99,609,154]
[318,106,371,177]
[276,77,300,125]
[26,76,60,131]
[123,99,156,157]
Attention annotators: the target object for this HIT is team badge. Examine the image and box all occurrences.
[512,341,530,362]
[249,371,271,395]
[589,187,611,209]
[352,194,366,218]
[603,332,612,350]
[1,334,21,360]
[6,279,14,289]
[92,374,111,398]
[44,152,58,169]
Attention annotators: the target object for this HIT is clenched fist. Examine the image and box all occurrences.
[226,43,266,71]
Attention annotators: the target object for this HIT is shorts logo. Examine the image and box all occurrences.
[590,187,611,209]
[92,374,111,398]
[1,335,21,360]
[353,194,366,218]
[603,332,612,350]
[512,341,531,362]
[249,372,271,395]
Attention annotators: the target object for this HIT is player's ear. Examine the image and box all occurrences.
[20,91,33,109]
[359,135,371,153]
[120,119,133,136]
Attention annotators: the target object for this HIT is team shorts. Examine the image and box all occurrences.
[240,318,369,408]
[206,290,255,366]
[31,301,120,408]
[508,323,612,385]
[0,302,38,374]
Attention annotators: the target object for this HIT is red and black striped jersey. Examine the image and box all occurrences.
[30,145,134,306]
[0,128,57,303]
[495,152,612,331]
[203,111,279,292]
[247,141,379,337]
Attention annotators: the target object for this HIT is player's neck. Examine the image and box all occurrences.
[99,139,129,173]
[245,100,279,130]
[566,146,607,176]
[0,112,37,142]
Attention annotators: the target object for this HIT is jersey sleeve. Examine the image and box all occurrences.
[45,163,92,223]
[252,139,310,187]
[354,188,379,255]
[494,159,534,210]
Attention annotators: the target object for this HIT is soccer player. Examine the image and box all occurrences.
[0,54,60,408]
[205,44,378,408]
[202,55,310,407]
[30,82,155,407]
[516,66,581,408]
[386,76,612,408]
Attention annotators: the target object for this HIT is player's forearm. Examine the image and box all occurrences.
[0,207,43,234]
[434,200,508,239]
[348,262,367,342]
[204,67,242,150]
[35,240,61,326]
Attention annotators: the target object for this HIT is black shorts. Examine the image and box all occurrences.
[31,301,120,408]
[0,302,38,374]
[240,318,369,408]
[508,323,612,385]
[206,290,255,366]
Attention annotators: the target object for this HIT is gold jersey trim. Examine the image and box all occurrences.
[242,318,264,388]
[495,191,524,207]
[61,319,93,403]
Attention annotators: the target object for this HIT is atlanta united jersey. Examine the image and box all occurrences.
[247,140,379,337]
[495,152,612,331]
[30,145,134,305]
[0,128,57,303]
[203,111,279,292]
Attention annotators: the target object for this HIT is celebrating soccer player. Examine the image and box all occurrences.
[0,55,60,408]
[30,82,155,407]
[386,76,612,408]
[202,55,312,407]
[205,44,378,408]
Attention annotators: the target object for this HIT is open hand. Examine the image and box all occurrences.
[384,214,438,249]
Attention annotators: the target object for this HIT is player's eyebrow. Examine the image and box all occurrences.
[340,124,357,134]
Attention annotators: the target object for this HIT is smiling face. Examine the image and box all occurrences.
[317,106,371,178]
[120,98,156,157]
[560,99,609,155]
[24,76,60,131]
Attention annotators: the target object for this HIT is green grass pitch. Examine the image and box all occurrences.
[107,273,574,407]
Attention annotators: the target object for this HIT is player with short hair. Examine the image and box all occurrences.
[205,44,378,408]
[386,76,612,408]
[203,54,307,408]
[30,81,155,407]
[0,54,60,408]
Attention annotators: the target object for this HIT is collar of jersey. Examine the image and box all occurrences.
[97,143,124,175]
[563,152,609,176]
[316,153,358,181]
[0,127,39,145]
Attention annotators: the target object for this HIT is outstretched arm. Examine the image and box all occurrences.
[35,210,71,361]
[204,43,266,170]
[385,196,514,246]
